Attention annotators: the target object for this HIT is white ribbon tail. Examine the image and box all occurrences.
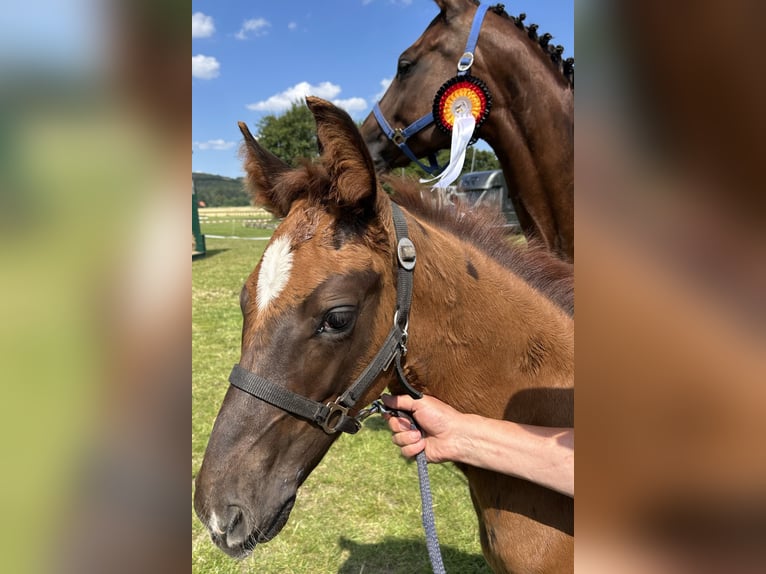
[420,113,476,189]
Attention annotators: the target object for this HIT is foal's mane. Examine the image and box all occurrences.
[385,176,574,316]
[250,159,573,317]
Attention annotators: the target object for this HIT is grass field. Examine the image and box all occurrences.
[198,206,278,238]
[192,231,491,573]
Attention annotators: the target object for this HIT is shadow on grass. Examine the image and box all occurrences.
[337,536,491,574]
[362,416,389,432]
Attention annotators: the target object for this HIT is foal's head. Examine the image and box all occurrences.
[194,98,399,557]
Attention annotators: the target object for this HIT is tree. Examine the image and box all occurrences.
[192,172,250,206]
[465,147,501,173]
[255,102,318,166]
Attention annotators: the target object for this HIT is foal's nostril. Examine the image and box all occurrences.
[224,505,249,547]
[226,506,242,531]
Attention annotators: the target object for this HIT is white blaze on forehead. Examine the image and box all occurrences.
[256,235,294,311]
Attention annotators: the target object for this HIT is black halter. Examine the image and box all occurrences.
[228,203,421,435]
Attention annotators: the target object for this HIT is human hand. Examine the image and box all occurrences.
[381,393,464,464]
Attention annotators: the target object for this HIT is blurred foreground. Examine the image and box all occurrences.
[576,1,766,572]
[0,1,189,573]
[0,0,763,573]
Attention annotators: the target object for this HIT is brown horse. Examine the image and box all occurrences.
[194,97,573,573]
[361,0,574,263]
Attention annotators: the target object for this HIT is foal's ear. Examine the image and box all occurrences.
[305,97,377,217]
[238,121,294,217]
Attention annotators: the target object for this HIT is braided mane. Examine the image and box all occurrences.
[486,2,574,87]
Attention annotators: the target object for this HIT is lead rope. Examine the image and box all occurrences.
[369,401,445,573]
[416,448,447,574]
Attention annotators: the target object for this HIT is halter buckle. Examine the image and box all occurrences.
[397,237,417,270]
[392,128,407,145]
[457,51,475,72]
[319,401,353,434]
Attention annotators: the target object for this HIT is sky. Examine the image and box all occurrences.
[192,0,574,178]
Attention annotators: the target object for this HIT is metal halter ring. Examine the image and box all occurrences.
[457,51,475,72]
[319,402,352,434]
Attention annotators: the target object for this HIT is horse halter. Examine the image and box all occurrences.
[228,203,421,435]
[372,3,491,175]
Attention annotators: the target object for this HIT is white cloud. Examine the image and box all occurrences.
[192,12,215,38]
[193,139,237,151]
[332,97,368,114]
[236,18,271,40]
[287,21,298,31]
[374,77,392,101]
[246,81,339,112]
[192,54,220,79]
[246,81,368,116]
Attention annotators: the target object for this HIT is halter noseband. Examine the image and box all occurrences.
[228,203,420,435]
[372,3,490,175]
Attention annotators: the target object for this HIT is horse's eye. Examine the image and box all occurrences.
[317,306,357,336]
[397,58,413,77]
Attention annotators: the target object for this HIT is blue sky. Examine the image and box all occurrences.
[192,0,573,178]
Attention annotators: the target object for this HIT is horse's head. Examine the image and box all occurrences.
[361,0,491,172]
[194,98,400,558]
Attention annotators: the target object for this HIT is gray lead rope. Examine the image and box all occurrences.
[372,402,445,573]
[417,450,446,574]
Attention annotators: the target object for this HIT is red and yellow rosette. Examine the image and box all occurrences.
[432,75,492,143]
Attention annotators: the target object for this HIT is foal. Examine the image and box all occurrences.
[194,97,573,573]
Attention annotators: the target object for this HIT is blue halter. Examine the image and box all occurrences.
[372,3,490,175]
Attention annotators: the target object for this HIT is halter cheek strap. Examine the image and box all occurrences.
[228,203,420,435]
[457,3,489,75]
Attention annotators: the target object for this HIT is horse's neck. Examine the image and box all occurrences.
[480,27,574,261]
[402,215,574,426]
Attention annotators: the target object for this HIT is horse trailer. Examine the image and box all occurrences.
[456,170,519,229]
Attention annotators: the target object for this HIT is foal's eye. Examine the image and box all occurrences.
[316,306,357,336]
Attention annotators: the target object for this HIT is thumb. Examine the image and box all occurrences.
[381,393,418,413]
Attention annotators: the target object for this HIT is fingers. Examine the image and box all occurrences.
[390,429,424,459]
[381,393,426,459]
[390,428,423,448]
[385,415,415,433]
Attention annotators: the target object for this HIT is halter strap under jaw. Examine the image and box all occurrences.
[228,203,420,435]
[371,2,491,176]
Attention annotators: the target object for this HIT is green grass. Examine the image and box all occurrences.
[192,236,490,573]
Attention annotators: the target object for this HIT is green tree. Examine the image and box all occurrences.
[465,147,501,173]
[192,172,250,206]
[255,101,318,166]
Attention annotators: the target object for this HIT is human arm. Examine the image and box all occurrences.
[381,393,574,497]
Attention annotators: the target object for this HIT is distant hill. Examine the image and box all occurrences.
[192,172,250,207]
